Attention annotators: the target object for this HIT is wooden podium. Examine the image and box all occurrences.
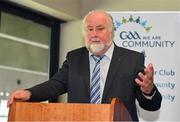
[8,98,132,121]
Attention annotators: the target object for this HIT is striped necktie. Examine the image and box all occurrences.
[90,55,104,104]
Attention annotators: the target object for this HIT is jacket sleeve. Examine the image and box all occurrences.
[27,54,70,102]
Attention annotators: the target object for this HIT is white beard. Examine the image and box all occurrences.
[85,37,106,55]
[89,43,105,54]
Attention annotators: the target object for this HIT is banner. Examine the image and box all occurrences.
[110,12,180,121]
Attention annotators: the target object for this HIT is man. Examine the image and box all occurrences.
[7,10,162,121]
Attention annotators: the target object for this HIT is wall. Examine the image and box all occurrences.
[32,0,81,19]
[9,0,81,21]
[59,20,83,65]
[81,0,180,16]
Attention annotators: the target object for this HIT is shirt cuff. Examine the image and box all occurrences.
[142,90,156,100]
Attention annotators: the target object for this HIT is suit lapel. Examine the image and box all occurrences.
[79,48,90,97]
[102,45,123,101]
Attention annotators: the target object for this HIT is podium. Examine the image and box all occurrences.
[8,98,132,121]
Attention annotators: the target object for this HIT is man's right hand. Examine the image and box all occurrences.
[7,89,32,107]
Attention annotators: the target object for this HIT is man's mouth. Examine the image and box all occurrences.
[91,38,101,43]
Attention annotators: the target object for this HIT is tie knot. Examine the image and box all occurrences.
[92,55,104,62]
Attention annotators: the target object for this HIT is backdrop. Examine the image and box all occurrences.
[110,11,180,121]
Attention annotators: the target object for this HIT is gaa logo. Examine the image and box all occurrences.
[119,31,141,40]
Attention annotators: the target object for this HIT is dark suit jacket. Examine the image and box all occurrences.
[28,45,162,121]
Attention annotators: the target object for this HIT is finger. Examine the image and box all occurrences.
[145,63,154,79]
[137,72,153,88]
[7,99,12,107]
[138,72,148,83]
[135,78,144,87]
[7,94,15,107]
[7,91,22,107]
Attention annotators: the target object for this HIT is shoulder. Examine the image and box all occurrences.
[114,45,145,69]
[115,45,143,57]
[66,47,88,57]
[68,47,87,54]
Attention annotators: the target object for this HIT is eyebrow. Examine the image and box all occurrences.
[87,25,93,28]
[96,25,104,28]
[87,25,104,28]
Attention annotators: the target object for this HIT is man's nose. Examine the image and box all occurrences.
[92,29,97,35]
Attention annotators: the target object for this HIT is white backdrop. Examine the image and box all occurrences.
[110,12,180,121]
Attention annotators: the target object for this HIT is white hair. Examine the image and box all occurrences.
[82,10,115,38]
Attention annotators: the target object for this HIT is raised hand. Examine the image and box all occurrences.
[135,63,154,94]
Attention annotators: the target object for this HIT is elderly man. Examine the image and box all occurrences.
[8,10,162,121]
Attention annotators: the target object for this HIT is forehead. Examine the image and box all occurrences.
[85,12,110,27]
